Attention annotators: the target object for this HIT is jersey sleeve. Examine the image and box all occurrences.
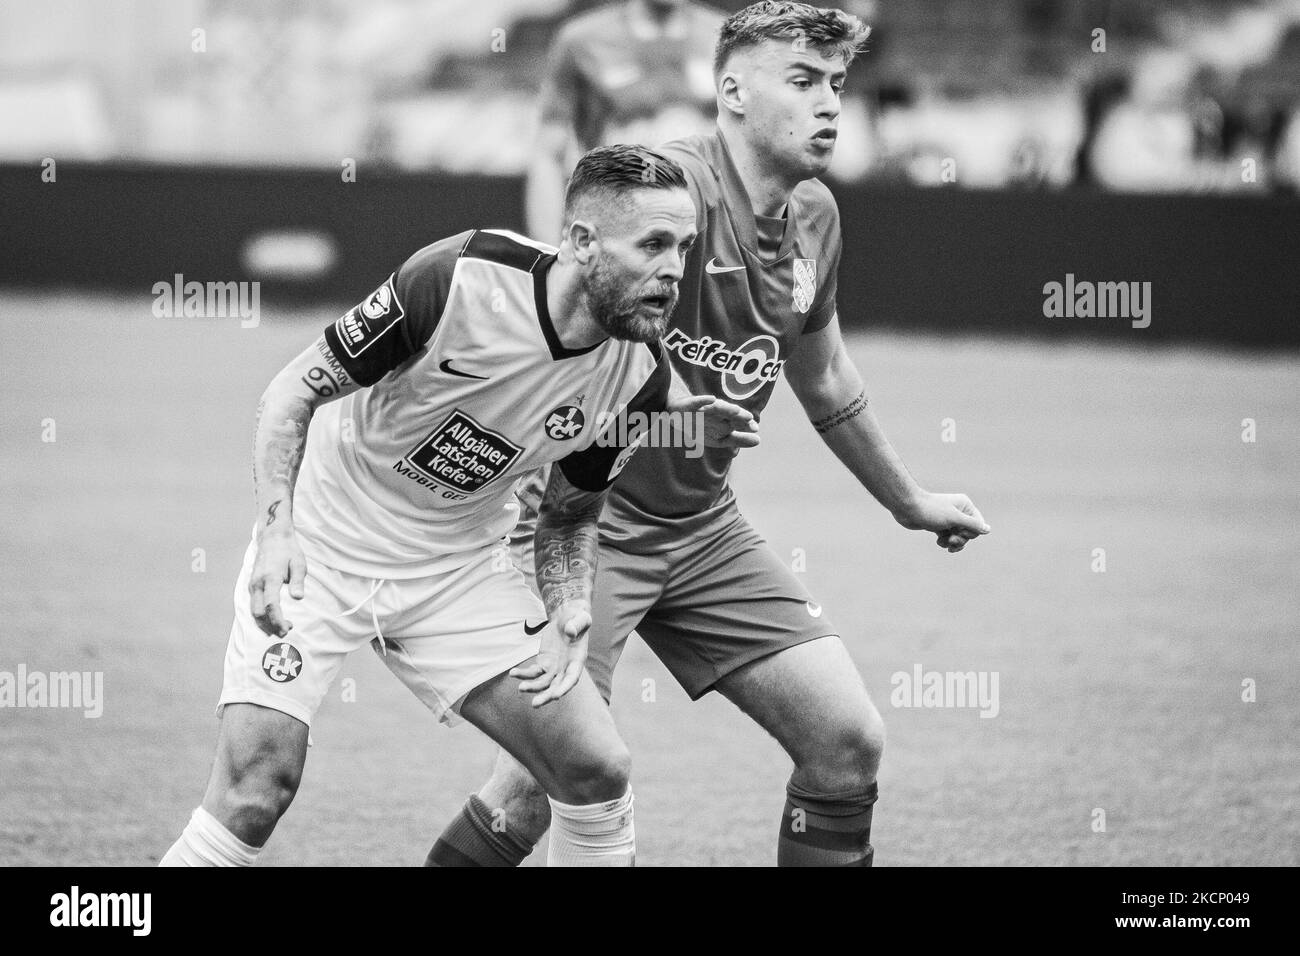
[555,345,671,493]
[322,230,469,386]
[803,196,843,335]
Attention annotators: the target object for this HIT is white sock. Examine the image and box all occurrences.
[546,788,635,867]
[159,806,261,867]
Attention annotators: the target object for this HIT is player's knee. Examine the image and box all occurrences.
[554,740,632,804]
[799,709,886,791]
[218,745,302,832]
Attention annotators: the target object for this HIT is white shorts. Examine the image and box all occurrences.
[217,534,547,727]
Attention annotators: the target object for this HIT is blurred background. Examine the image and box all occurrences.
[2,0,1298,346]
[4,0,1300,191]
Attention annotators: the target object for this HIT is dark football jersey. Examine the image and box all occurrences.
[600,129,843,551]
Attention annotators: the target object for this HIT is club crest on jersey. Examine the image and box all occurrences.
[544,405,585,441]
[663,329,784,401]
[262,643,303,683]
[792,258,817,314]
[335,275,405,359]
[395,409,523,498]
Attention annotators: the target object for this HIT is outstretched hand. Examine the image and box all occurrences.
[669,394,760,453]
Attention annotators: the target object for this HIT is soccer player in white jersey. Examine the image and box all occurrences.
[159,145,757,867]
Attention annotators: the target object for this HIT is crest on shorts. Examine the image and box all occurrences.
[262,642,303,683]
[792,258,817,314]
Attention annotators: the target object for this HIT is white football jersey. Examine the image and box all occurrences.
[293,229,669,579]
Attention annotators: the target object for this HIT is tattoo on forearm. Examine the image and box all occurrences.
[535,474,604,620]
[812,390,869,434]
[536,527,599,618]
[254,395,312,527]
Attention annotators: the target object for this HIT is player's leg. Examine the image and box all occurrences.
[160,538,371,866]
[159,703,309,866]
[379,545,650,866]
[424,514,665,866]
[714,636,884,866]
[636,510,883,865]
[459,667,635,866]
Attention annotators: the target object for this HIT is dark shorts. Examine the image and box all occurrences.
[512,502,838,701]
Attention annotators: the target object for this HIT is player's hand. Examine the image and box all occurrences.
[249,528,308,637]
[894,491,990,553]
[670,394,760,452]
[509,600,590,707]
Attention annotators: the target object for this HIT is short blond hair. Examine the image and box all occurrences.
[714,1,871,76]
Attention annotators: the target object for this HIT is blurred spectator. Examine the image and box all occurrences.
[525,0,725,241]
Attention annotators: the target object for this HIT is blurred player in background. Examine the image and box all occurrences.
[159,145,756,868]
[429,1,989,868]
[527,0,726,241]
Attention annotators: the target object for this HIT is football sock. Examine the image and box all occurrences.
[424,795,535,867]
[546,788,635,867]
[159,806,260,867]
[778,779,878,867]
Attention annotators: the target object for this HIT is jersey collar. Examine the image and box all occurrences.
[532,253,606,360]
[714,129,799,264]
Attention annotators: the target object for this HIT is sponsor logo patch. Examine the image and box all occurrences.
[262,642,303,683]
[396,409,523,496]
[792,258,817,314]
[663,328,784,401]
[335,275,404,359]
[544,405,585,441]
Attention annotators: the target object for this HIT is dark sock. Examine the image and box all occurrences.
[424,795,535,867]
[777,779,878,867]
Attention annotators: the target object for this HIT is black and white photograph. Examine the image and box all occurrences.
[1,0,1296,896]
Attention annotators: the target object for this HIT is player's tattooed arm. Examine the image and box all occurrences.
[514,466,607,705]
[246,335,362,637]
[534,468,606,617]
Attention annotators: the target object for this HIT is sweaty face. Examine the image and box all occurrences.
[729,40,848,179]
[581,187,697,343]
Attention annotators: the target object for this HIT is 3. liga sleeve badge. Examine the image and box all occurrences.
[792,258,817,314]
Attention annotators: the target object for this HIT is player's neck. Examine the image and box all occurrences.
[547,260,607,350]
[723,128,797,218]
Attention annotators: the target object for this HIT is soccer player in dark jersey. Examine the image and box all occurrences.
[428,1,990,867]
[528,0,725,241]
[158,146,756,867]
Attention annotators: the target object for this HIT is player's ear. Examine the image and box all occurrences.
[568,219,597,265]
[718,72,745,118]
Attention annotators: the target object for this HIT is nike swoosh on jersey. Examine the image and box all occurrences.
[705,258,746,275]
[523,620,547,635]
[806,602,823,618]
[439,358,489,380]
